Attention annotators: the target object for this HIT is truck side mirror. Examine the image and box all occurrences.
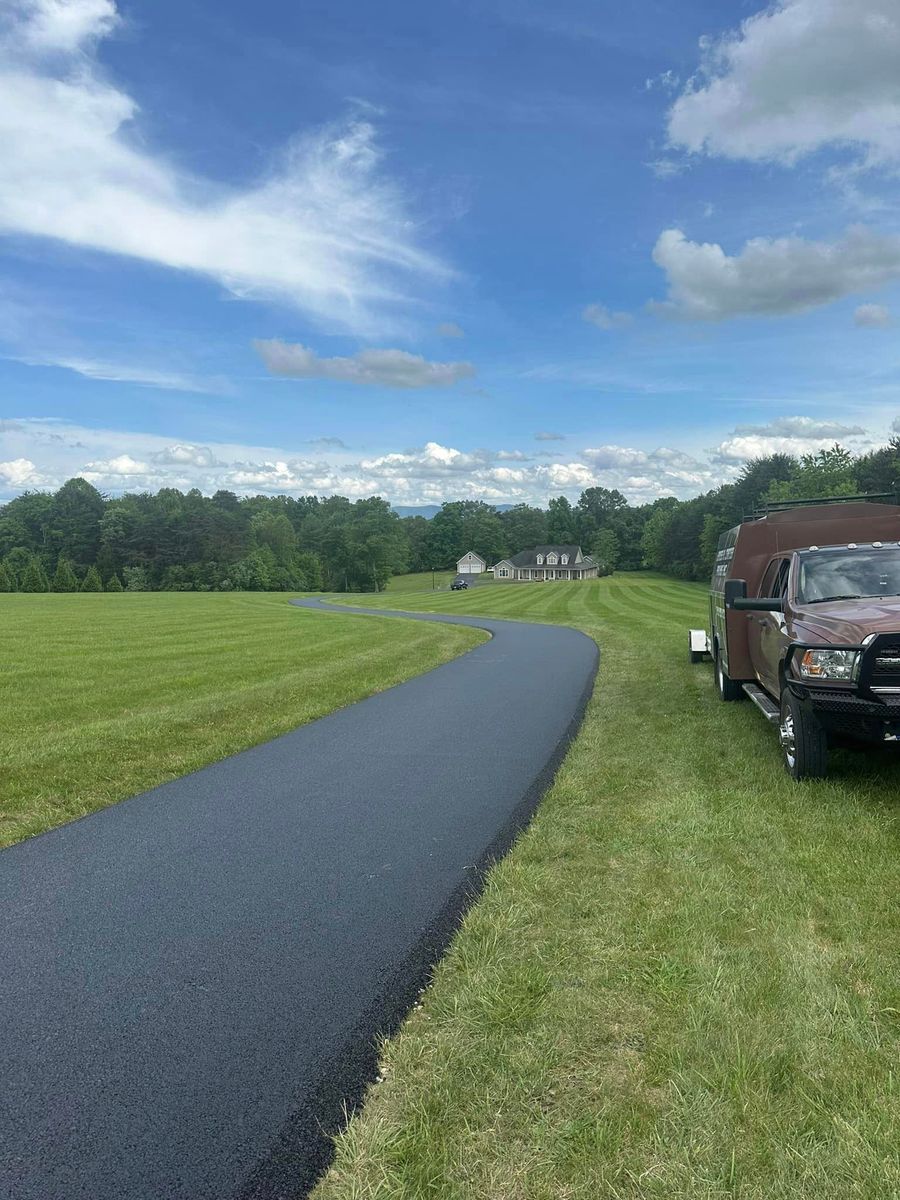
[725,577,784,612]
[724,579,747,608]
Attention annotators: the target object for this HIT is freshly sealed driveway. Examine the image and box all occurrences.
[0,599,597,1200]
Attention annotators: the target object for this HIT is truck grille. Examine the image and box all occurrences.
[872,642,900,685]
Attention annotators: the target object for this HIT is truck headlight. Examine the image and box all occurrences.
[798,649,860,681]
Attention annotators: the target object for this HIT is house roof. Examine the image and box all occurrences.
[456,550,486,564]
[505,545,584,568]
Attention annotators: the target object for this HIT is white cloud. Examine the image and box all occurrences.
[82,453,152,478]
[0,2,447,336]
[582,445,649,469]
[7,0,119,54]
[436,321,464,338]
[651,226,900,320]
[151,443,220,468]
[534,431,565,441]
[583,303,633,330]
[855,303,892,328]
[712,416,873,464]
[733,417,866,438]
[254,340,475,388]
[646,158,684,180]
[667,0,900,169]
[14,354,230,394]
[3,416,893,509]
[0,456,42,486]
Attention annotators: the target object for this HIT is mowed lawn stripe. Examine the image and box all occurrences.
[318,572,900,1200]
[1,592,484,848]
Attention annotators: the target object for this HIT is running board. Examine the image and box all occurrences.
[742,683,780,723]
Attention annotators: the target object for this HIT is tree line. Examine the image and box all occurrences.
[0,437,897,592]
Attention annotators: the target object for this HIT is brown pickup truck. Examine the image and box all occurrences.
[691,498,900,780]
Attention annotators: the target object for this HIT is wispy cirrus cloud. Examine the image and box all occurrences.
[10,353,231,395]
[0,0,449,336]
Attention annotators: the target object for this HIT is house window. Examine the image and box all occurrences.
[561,554,569,565]
[547,553,558,565]
[536,554,543,565]
[498,567,509,577]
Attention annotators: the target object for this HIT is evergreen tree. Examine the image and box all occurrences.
[80,565,103,592]
[20,557,50,592]
[123,566,149,591]
[0,561,15,592]
[105,572,123,592]
[52,558,79,592]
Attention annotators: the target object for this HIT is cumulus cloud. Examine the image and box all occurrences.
[436,321,464,337]
[582,445,649,469]
[712,416,873,464]
[582,303,633,330]
[0,456,42,487]
[733,417,866,439]
[6,416,890,508]
[855,303,892,328]
[255,340,475,388]
[0,1,447,335]
[82,453,152,477]
[151,443,220,468]
[667,0,900,169]
[651,226,900,320]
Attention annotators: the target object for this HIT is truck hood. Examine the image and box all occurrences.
[792,597,900,645]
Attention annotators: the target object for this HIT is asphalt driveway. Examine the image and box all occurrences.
[0,598,597,1200]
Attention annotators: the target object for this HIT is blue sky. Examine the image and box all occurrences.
[2,0,900,505]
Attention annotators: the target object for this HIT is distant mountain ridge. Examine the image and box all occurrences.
[392,503,516,519]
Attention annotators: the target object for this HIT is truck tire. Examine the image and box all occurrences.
[779,689,828,781]
[715,647,744,702]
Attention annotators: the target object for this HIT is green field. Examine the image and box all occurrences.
[0,592,483,848]
[315,572,900,1200]
[385,570,455,592]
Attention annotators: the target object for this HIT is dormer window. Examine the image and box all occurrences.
[536,554,544,565]
[561,554,569,565]
[547,553,558,565]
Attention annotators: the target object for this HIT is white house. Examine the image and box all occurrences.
[493,545,598,582]
[456,550,487,575]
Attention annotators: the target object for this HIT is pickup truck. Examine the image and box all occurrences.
[691,498,900,780]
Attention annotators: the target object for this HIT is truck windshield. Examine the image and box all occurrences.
[797,548,900,604]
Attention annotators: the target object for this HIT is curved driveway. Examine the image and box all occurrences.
[0,598,597,1200]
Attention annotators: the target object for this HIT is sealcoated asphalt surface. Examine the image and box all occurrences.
[0,598,598,1200]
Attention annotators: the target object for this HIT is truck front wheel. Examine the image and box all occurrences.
[715,648,744,702]
[779,690,828,781]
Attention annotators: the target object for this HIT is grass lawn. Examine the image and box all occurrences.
[385,571,500,593]
[315,572,900,1200]
[0,592,483,848]
[386,571,455,592]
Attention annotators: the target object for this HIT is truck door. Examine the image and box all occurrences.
[748,557,789,696]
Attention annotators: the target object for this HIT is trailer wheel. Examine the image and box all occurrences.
[714,647,744,702]
[779,690,828,781]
